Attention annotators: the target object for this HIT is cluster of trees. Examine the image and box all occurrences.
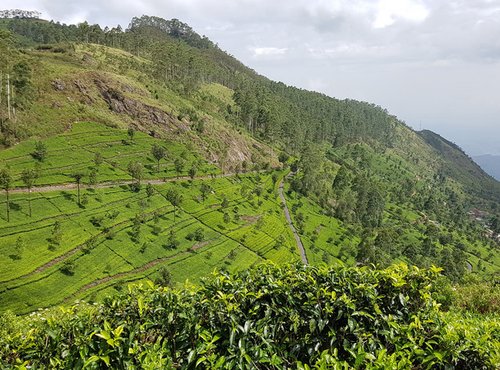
[0,14,248,95]
[0,29,35,145]
[0,165,39,222]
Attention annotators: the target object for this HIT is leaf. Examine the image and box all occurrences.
[196,356,207,366]
[309,318,317,333]
[348,318,355,332]
[399,293,406,307]
[100,355,110,366]
[187,349,196,364]
[83,355,100,368]
[114,325,124,338]
[138,296,144,316]
[214,356,226,368]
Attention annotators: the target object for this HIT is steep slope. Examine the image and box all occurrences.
[419,130,500,204]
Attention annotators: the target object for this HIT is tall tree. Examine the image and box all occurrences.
[200,183,212,202]
[71,172,85,206]
[0,168,12,222]
[127,161,144,189]
[21,168,38,217]
[174,158,185,178]
[151,144,167,172]
[188,165,197,181]
[127,127,135,143]
[166,188,182,222]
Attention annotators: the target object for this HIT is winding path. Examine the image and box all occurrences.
[278,172,308,264]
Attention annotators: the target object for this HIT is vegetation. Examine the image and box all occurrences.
[1,264,498,369]
[0,11,499,367]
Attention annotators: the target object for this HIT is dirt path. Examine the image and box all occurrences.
[279,172,308,264]
[10,171,254,194]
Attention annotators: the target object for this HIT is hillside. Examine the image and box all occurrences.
[0,14,499,317]
[419,130,500,203]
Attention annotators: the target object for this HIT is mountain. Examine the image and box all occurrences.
[0,14,498,316]
[418,130,500,203]
[473,154,500,181]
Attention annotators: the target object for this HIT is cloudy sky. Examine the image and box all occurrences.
[5,0,500,155]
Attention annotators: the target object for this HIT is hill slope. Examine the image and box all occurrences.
[0,15,499,314]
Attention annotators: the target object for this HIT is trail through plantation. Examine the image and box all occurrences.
[9,172,252,194]
[279,173,308,264]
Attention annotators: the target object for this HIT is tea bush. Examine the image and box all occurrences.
[1,263,498,369]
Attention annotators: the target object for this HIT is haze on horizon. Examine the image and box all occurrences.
[4,0,500,156]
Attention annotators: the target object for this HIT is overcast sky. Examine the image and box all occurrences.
[5,0,500,155]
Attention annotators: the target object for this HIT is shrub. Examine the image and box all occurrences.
[1,264,498,369]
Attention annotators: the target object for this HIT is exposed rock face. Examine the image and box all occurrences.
[51,79,65,91]
[58,71,278,169]
[94,77,186,132]
[74,80,95,104]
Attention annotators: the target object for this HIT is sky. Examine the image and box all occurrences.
[4,0,500,155]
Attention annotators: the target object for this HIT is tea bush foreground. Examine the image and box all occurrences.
[1,263,499,369]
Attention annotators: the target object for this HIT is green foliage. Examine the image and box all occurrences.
[151,143,167,172]
[127,161,143,187]
[15,236,25,259]
[11,60,35,108]
[31,141,47,161]
[187,165,196,181]
[1,264,498,368]
[0,14,498,334]
[0,167,11,221]
[452,276,500,314]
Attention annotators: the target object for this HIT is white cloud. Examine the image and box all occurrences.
[373,0,429,28]
[251,47,288,57]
